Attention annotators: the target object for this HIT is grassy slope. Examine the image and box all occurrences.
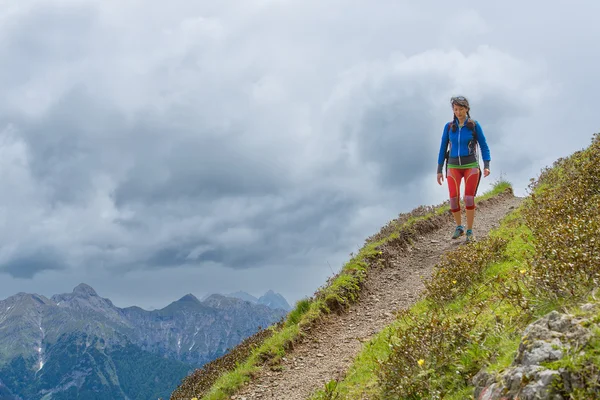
[173,180,512,400]
[310,198,529,399]
[310,132,600,399]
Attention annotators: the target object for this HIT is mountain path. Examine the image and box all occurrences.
[233,191,523,400]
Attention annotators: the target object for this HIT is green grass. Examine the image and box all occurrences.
[202,323,300,400]
[191,177,514,399]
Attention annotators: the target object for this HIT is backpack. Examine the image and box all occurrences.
[444,118,478,166]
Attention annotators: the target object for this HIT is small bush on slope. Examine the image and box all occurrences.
[519,133,600,302]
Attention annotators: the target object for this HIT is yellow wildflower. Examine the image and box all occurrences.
[418,359,425,367]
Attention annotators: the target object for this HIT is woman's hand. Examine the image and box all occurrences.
[437,173,444,185]
[483,168,490,177]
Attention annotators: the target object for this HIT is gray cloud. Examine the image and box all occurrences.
[113,129,287,206]
[0,4,96,87]
[128,185,357,271]
[17,87,123,205]
[0,1,598,308]
[357,94,436,188]
[1,246,65,279]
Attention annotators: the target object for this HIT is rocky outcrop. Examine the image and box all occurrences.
[473,303,599,400]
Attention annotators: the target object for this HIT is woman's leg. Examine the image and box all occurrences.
[464,168,481,230]
[466,209,474,230]
[447,168,465,226]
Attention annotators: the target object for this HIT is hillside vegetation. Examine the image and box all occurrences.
[309,132,600,399]
[172,132,599,400]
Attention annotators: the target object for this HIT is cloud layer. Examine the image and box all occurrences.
[0,1,598,308]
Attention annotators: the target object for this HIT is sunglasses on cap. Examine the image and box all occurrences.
[451,96,469,107]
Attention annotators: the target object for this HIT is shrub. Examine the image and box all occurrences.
[520,133,600,302]
[378,308,485,399]
[424,237,508,305]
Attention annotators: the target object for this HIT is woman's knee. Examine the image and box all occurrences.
[450,196,461,212]
[465,195,476,210]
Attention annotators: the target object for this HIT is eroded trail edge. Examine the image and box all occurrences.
[235,191,523,400]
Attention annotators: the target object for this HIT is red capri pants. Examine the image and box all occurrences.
[447,167,481,213]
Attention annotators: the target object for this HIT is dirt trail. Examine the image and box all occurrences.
[233,191,523,400]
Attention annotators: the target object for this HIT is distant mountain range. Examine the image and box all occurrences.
[226,290,292,311]
[0,284,289,400]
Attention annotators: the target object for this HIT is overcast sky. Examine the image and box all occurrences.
[0,0,598,310]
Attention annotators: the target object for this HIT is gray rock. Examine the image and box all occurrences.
[547,312,573,333]
[520,338,564,366]
[580,303,596,312]
[519,369,562,400]
[477,383,504,400]
[473,302,599,400]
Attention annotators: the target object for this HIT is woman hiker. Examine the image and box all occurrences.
[436,96,491,243]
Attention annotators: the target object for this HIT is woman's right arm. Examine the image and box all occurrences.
[437,123,450,185]
[437,123,450,174]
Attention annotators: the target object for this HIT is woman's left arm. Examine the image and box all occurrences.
[476,122,491,176]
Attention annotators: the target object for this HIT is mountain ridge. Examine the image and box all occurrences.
[226,290,292,311]
[0,283,288,399]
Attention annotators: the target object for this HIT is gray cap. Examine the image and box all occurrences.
[451,96,470,108]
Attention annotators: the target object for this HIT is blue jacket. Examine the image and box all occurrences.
[437,117,491,173]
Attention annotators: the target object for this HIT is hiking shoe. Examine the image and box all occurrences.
[451,225,465,239]
[466,229,476,243]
